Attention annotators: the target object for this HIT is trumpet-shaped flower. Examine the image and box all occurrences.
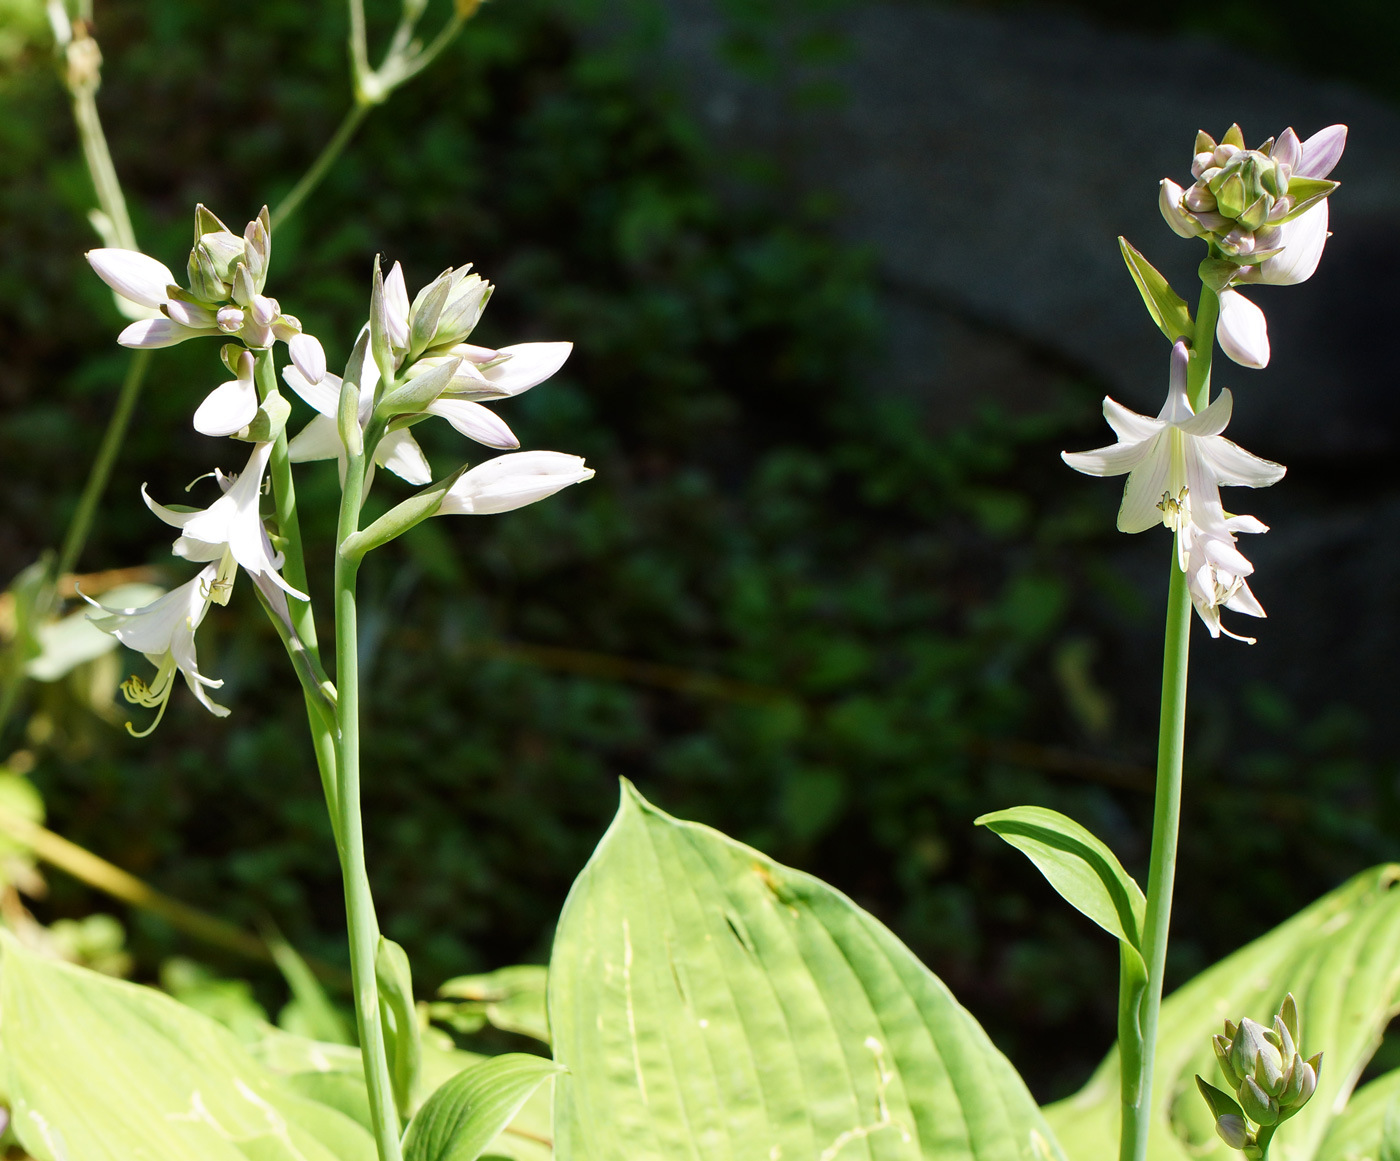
[1182,513,1269,643]
[438,451,595,515]
[143,441,307,600]
[84,563,227,733]
[1062,340,1285,536]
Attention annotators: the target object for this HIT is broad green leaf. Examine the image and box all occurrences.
[0,934,375,1161]
[404,1053,563,1161]
[438,965,551,1044]
[976,806,1145,949]
[549,780,1066,1161]
[1047,865,1400,1161]
[1314,1068,1400,1161]
[378,935,424,1117]
[250,1025,554,1159]
[1119,237,1194,343]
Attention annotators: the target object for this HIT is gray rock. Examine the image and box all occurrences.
[625,0,1400,461]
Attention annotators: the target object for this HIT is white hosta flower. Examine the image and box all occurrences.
[283,347,434,486]
[413,341,574,402]
[1182,513,1268,643]
[192,348,259,437]
[1062,339,1285,535]
[83,563,227,733]
[143,441,307,600]
[438,451,594,515]
[88,249,220,345]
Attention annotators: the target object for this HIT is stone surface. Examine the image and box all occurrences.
[632,0,1400,462]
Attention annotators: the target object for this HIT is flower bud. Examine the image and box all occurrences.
[217,307,245,333]
[1239,1075,1278,1126]
[1216,1114,1249,1150]
[1216,171,1248,219]
[243,207,271,292]
[290,333,327,385]
[1216,290,1270,369]
[1221,123,1246,149]
[1159,180,1200,238]
[1214,1034,1242,1088]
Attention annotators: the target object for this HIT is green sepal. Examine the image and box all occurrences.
[401,1053,563,1161]
[1199,258,1240,292]
[375,936,422,1121]
[339,466,469,562]
[339,332,369,460]
[1119,237,1194,344]
[369,257,395,394]
[1275,176,1339,224]
[194,203,232,240]
[1197,1075,1246,1123]
[1195,129,1217,154]
[1221,123,1246,149]
[375,357,462,423]
[975,804,1146,948]
[232,390,291,443]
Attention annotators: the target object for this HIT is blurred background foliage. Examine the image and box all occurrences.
[1,0,1398,1102]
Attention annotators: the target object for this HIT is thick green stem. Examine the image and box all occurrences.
[334,451,401,1161]
[1120,281,1218,1161]
[1120,548,1192,1161]
[270,103,371,231]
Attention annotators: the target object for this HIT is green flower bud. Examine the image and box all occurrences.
[1216,171,1248,219]
[1195,129,1218,155]
[1273,1013,1296,1061]
[1216,1114,1249,1150]
[1221,123,1246,150]
[187,243,230,304]
[1255,1048,1285,1098]
[1240,1075,1278,1126]
[1237,194,1272,232]
[1230,1019,1279,1081]
[1214,1034,1242,1088]
[1278,995,1301,1047]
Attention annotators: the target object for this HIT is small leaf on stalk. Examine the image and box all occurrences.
[1119,237,1195,344]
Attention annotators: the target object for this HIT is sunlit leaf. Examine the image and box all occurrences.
[549,780,1065,1160]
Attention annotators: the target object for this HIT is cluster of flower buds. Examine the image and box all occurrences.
[1161,125,1340,262]
[88,204,304,354]
[1195,994,1322,1159]
[1156,122,1345,368]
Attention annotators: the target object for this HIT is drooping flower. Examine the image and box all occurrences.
[192,347,259,437]
[83,563,227,733]
[143,441,307,600]
[438,451,595,515]
[1062,340,1285,537]
[1157,123,1346,368]
[1181,513,1269,643]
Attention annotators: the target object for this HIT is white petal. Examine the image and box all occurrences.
[193,378,259,437]
[1297,124,1347,179]
[283,366,341,418]
[1061,440,1155,478]
[1177,388,1232,438]
[1224,578,1266,618]
[385,262,411,350]
[118,318,214,349]
[1196,436,1286,488]
[1226,514,1269,535]
[287,414,344,463]
[1253,201,1328,286]
[142,484,198,529]
[289,333,327,384]
[375,429,432,485]
[1158,179,1199,239]
[439,451,594,516]
[424,398,520,449]
[1216,290,1270,369]
[1102,396,1162,443]
[86,248,176,310]
[1156,340,1194,424]
[479,342,573,396]
[163,299,218,329]
[1116,437,1171,533]
[1201,534,1254,578]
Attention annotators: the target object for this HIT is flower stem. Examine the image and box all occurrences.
[1120,282,1217,1161]
[270,102,370,232]
[334,450,402,1161]
[253,350,341,836]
